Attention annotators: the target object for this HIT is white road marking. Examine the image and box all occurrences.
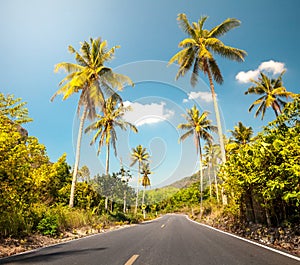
[124,254,139,265]
[186,215,300,262]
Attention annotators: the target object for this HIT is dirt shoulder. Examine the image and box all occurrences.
[0,224,131,258]
[198,215,300,257]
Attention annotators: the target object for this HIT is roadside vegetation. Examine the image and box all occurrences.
[0,12,299,258]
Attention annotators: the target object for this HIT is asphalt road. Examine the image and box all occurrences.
[1,214,299,265]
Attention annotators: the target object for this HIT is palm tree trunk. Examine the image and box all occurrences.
[208,162,212,199]
[105,142,110,175]
[142,186,146,219]
[272,102,281,117]
[134,162,140,214]
[207,69,226,164]
[104,141,110,212]
[207,69,227,205]
[105,197,108,211]
[198,135,204,219]
[123,189,127,213]
[69,106,87,208]
[213,167,220,204]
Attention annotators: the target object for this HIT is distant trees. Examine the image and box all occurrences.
[130,145,150,214]
[93,173,135,212]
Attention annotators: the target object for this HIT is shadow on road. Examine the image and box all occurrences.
[0,247,107,264]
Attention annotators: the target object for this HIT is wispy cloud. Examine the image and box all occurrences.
[183,91,212,103]
[236,60,286,83]
[123,101,175,127]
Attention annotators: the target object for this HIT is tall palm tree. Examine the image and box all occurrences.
[51,37,133,207]
[130,145,149,214]
[245,71,295,119]
[140,162,151,218]
[178,105,217,217]
[169,14,247,163]
[85,96,138,175]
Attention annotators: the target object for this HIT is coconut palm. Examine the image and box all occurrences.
[130,145,149,214]
[230,122,253,145]
[85,96,138,175]
[117,164,132,213]
[204,143,221,203]
[51,37,133,207]
[140,162,151,218]
[178,105,217,217]
[245,71,295,120]
[169,14,247,163]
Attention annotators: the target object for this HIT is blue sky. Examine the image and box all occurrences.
[1,0,299,187]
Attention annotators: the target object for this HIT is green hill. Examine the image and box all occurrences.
[144,169,212,205]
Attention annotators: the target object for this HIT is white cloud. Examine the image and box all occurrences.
[235,70,260,83]
[185,91,213,103]
[182,98,189,103]
[235,60,286,84]
[258,60,286,74]
[123,101,175,127]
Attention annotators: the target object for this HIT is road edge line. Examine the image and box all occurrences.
[185,215,300,262]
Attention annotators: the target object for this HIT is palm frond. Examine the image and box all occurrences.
[255,102,266,119]
[179,129,194,143]
[178,123,193,130]
[212,42,246,62]
[168,48,189,65]
[198,16,208,31]
[54,62,84,73]
[179,38,197,47]
[80,40,91,62]
[177,13,196,38]
[191,58,200,87]
[209,18,241,38]
[208,58,223,84]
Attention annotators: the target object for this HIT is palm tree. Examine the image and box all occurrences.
[245,71,295,119]
[85,96,138,175]
[130,145,149,214]
[169,14,247,163]
[230,122,253,145]
[51,37,133,207]
[140,162,151,218]
[204,143,221,203]
[178,105,217,217]
[117,163,132,213]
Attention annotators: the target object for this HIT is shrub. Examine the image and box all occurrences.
[37,215,59,236]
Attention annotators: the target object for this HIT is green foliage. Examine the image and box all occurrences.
[37,215,59,236]
[160,182,201,212]
[0,93,33,124]
[93,173,135,207]
[144,187,179,205]
[0,95,104,237]
[221,97,300,225]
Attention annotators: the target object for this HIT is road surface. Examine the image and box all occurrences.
[1,214,299,265]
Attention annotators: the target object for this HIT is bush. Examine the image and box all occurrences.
[37,215,59,236]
